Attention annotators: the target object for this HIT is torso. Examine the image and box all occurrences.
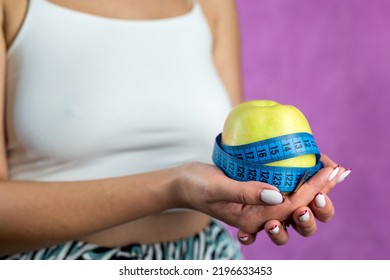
[2,0,230,246]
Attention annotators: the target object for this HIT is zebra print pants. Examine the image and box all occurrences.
[1,220,242,260]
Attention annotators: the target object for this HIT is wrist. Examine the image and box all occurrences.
[159,166,188,210]
[170,163,200,210]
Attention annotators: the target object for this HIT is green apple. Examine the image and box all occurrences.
[222,100,316,167]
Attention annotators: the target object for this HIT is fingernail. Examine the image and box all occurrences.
[268,225,280,235]
[336,168,352,183]
[239,235,248,242]
[260,190,284,205]
[314,193,326,208]
[327,165,340,181]
[298,210,310,222]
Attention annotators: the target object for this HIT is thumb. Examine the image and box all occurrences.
[216,177,286,206]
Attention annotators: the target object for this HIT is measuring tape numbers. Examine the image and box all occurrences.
[212,132,324,193]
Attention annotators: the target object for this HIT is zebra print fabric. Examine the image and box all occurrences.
[1,220,242,260]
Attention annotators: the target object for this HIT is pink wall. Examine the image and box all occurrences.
[235,0,390,259]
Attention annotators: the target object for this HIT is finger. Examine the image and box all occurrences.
[237,230,257,245]
[320,154,352,185]
[320,153,337,167]
[335,168,352,184]
[292,207,317,237]
[327,165,352,191]
[310,192,335,223]
[215,176,286,206]
[264,220,289,246]
[288,166,335,209]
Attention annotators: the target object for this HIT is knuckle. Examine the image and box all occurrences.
[236,215,256,233]
[273,236,288,246]
[301,224,317,237]
[319,211,335,223]
[238,186,249,205]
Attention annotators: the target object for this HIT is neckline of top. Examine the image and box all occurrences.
[43,0,198,24]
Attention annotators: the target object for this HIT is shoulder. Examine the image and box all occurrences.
[2,0,29,49]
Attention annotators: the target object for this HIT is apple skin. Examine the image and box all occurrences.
[222,100,316,167]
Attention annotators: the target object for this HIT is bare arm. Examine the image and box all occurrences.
[0,6,180,255]
[201,0,243,106]
[0,168,180,255]
[0,2,8,180]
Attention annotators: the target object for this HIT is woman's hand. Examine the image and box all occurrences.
[176,162,286,233]
[174,157,350,240]
[237,154,352,246]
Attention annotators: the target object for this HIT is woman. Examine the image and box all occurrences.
[0,0,350,259]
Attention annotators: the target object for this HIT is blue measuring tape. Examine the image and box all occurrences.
[212,132,324,193]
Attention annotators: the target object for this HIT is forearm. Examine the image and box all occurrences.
[0,167,179,255]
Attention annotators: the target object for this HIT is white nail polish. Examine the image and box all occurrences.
[298,210,310,222]
[239,236,248,242]
[260,190,284,205]
[328,165,340,181]
[315,193,326,208]
[336,168,352,183]
[268,225,280,235]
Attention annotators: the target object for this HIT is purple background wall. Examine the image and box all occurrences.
[233,0,390,259]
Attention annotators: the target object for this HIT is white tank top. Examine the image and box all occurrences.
[6,0,232,181]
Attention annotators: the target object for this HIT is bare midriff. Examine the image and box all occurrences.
[81,211,212,246]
